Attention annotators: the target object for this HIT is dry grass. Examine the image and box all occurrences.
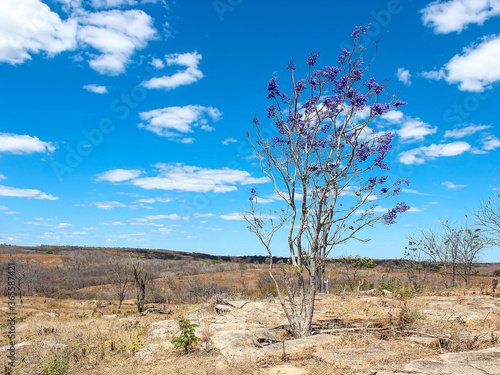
[2,264,500,375]
[2,293,500,374]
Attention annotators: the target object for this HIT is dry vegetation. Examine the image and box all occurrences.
[1,245,500,374]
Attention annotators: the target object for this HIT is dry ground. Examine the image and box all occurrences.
[2,290,500,375]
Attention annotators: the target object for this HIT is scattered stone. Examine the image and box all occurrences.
[139,308,174,316]
[148,320,178,338]
[403,347,500,374]
[406,335,439,347]
[359,289,377,296]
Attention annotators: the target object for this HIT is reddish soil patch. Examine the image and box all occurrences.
[0,253,64,267]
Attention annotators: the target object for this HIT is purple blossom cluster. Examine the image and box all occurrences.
[351,24,371,39]
[383,202,411,224]
[267,105,277,118]
[307,51,320,67]
[267,77,287,101]
[366,77,385,95]
[346,89,368,111]
[339,48,350,61]
[373,133,395,170]
[370,103,390,116]
[295,79,306,93]
[249,188,258,201]
[321,66,341,81]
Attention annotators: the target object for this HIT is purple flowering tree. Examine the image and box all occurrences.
[243,26,410,338]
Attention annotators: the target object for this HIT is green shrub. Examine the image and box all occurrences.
[40,348,70,375]
[171,318,198,353]
[45,250,54,254]
[210,259,221,265]
[379,276,402,293]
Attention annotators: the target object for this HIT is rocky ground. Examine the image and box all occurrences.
[2,293,500,374]
[148,293,500,374]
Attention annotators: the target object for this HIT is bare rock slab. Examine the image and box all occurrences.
[403,347,500,375]
[264,364,307,374]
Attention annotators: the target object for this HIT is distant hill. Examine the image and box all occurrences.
[0,243,285,264]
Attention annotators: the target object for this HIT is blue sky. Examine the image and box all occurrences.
[1,0,500,261]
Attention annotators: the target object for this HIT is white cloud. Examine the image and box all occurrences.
[399,141,471,164]
[156,197,172,203]
[421,69,447,80]
[130,163,270,193]
[0,185,58,200]
[444,124,492,138]
[397,67,411,85]
[192,213,215,218]
[381,110,404,122]
[442,181,467,189]
[421,0,500,34]
[481,133,500,150]
[144,214,184,221]
[141,52,203,90]
[90,0,138,9]
[220,212,245,221]
[0,1,156,75]
[25,221,51,226]
[95,168,142,182]
[0,174,6,181]
[0,0,78,64]
[149,57,164,69]
[151,227,172,234]
[424,35,500,92]
[0,133,55,154]
[78,9,157,75]
[83,84,108,93]
[138,105,222,141]
[135,198,155,203]
[408,207,423,213]
[402,188,432,196]
[355,206,389,215]
[397,119,437,142]
[0,206,7,210]
[222,138,237,145]
[93,201,128,210]
[56,222,73,228]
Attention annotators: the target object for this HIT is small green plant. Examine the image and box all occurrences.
[45,250,54,254]
[379,275,402,293]
[40,348,70,375]
[125,331,144,354]
[121,320,141,331]
[210,259,221,265]
[171,318,198,353]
